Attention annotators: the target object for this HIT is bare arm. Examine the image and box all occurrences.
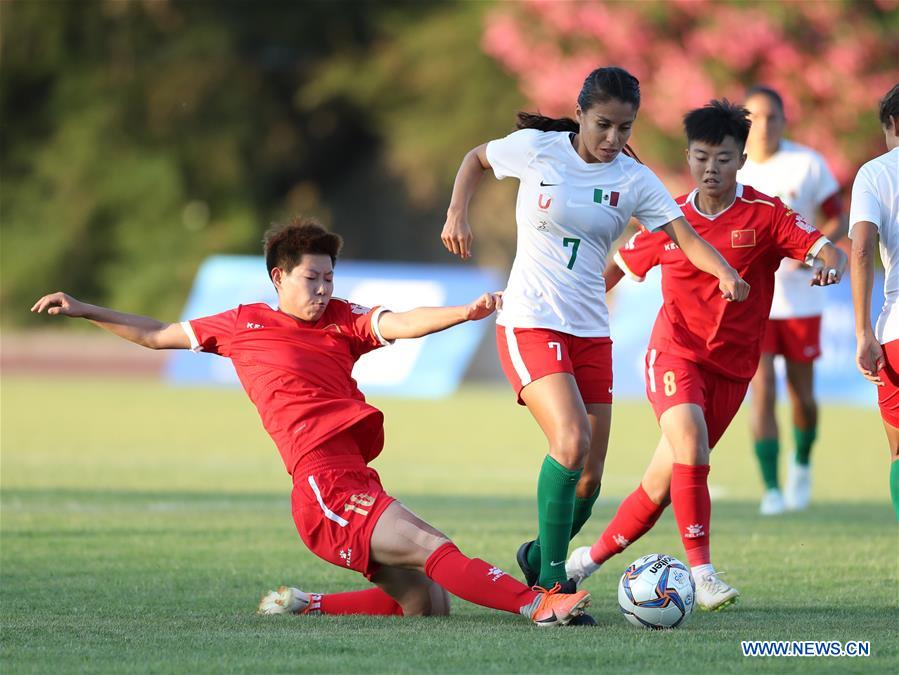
[603,256,625,293]
[661,216,750,301]
[377,292,501,341]
[31,292,190,350]
[850,222,884,385]
[442,144,491,260]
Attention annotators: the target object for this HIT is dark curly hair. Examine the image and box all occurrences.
[879,83,899,127]
[683,99,752,149]
[263,216,343,277]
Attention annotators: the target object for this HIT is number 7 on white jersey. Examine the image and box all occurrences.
[548,341,562,361]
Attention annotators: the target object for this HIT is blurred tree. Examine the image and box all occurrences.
[482,0,899,193]
[2,0,523,326]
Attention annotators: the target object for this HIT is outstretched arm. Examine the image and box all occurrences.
[31,292,190,350]
[377,292,502,341]
[661,217,750,301]
[850,223,883,385]
[442,144,490,260]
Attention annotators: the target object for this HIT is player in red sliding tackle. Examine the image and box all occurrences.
[565,100,847,609]
[31,217,590,626]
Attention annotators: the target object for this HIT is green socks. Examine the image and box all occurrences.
[754,438,780,490]
[570,486,601,539]
[535,455,582,587]
[526,485,600,574]
[891,460,899,521]
[793,426,817,466]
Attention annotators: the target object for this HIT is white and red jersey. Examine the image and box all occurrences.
[182,299,391,475]
[849,147,899,344]
[614,184,827,381]
[486,128,682,337]
[737,139,841,319]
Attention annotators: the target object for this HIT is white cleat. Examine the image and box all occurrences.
[759,488,786,516]
[257,586,312,615]
[694,572,740,611]
[565,546,602,587]
[785,461,812,511]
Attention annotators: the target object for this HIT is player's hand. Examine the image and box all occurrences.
[809,258,846,286]
[31,292,88,318]
[719,269,750,302]
[464,292,503,321]
[856,332,885,386]
[441,210,473,260]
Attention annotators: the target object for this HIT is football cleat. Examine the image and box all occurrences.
[528,584,591,627]
[694,572,739,611]
[785,461,812,511]
[257,586,316,615]
[516,539,539,587]
[759,488,785,516]
[567,612,598,626]
[565,545,602,586]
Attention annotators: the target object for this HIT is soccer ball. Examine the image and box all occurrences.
[618,553,695,629]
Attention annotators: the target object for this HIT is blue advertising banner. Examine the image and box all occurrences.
[166,256,503,398]
[608,268,884,405]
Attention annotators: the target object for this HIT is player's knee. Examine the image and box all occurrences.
[400,581,451,617]
[550,425,591,468]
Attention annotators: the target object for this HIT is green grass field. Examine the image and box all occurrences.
[2,377,896,673]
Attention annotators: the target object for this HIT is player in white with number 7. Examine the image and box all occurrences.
[849,83,899,520]
[441,67,748,623]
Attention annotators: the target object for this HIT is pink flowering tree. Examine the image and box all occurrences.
[482,0,899,190]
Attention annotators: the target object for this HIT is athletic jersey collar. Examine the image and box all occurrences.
[687,183,744,220]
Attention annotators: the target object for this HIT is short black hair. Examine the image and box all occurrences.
[683,99,752,149]
[745,85,785,115]
[879,83,899,127]
[263,216,343,276]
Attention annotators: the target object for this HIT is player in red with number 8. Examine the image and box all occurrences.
[565,100,847,610]
[442,67,748,620]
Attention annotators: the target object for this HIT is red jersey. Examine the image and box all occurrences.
[614,184,826,381]
[183,299,390,474]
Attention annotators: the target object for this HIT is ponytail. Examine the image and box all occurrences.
[516,112,579,133]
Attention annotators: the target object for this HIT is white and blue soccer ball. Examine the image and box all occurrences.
[618,553,695,629]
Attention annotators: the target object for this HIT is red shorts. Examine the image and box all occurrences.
[645,349,750,448]
[760,316,822,362]
[496,325,613,405]
[877,340,899,428]
[291,430,395,580]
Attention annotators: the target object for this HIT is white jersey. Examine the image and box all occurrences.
[486,129,682,337]
[849,147,899,344]
[737,139,840,319]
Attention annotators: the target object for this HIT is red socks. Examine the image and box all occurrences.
[311,543,540,617]
[318,588,403,616]
[589,485,667,564]
[424,542,538,614]
[670,463,712,568]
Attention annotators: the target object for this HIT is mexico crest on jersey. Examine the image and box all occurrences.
[593,188,620,207]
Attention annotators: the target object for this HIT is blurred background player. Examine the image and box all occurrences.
[441,68,746,611]
[738,86,846,515]
[31,218,591,627]
[849,83,899,520]
[565,100,847,609]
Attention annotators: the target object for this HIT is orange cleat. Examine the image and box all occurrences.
[529,584,591,627]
